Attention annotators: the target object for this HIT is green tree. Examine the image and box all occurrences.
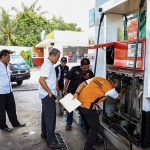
[0,7,18,45]
[12,0,50,46]
[12,0,48,15]
[50,15,81,31]
[20,50,30,60]
[12,0,81,47]
[14,11,51,47]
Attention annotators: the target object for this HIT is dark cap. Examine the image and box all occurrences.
[61,57,67,62]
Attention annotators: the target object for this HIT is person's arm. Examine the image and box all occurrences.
[55,66,59,91]
[39,77,52,97]
[63,78,69,95]
[63,67,74,94]
[116,88,126,100]
[56,78,59,91]
[75,81,87,93]
[105,88,127,100]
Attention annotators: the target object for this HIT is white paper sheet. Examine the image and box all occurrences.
[59,93,81,113]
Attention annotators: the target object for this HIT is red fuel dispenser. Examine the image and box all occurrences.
[86,38,146,70]
[114,38,146,70]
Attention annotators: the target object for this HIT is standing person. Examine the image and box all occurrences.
[63,58,94,131]
[55,57,69,98]
[74,74,127,150]
[0,50,26,132]
[39,48,62,149]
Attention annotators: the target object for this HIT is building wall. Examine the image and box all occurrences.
[53,30,88,46]
[32,47,44,57]
[32,47,44,66]
[49,30,89,68]
[32,58,44,66]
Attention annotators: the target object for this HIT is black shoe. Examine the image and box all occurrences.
[14,123,26,127]
[41,133,47,140]
[1,127,13,132]
[46,140,63,148]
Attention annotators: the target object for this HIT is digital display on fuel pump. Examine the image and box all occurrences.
[127,42,142,57]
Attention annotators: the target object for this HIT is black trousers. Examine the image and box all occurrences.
[78,106,100,149]
[41,95,57,142]
[0,92,20,129]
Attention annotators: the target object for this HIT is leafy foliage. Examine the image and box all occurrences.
[14,12,51,46]
[50,16,81,32]
[0,0,82,47]
[0,7,18,45]
[20,50,30,60]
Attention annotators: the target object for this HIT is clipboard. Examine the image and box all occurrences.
[59,93,81,113]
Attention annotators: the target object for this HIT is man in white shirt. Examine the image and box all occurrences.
[0,50,26,132]
[74,74,127,150]
[39,48,62,149]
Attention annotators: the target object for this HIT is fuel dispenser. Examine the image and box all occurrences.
[87,0,150,150]
[87,40,148,149]
[113,39,145,70]
[87,39,145,147]
[103,39,145,146]
[87,1,150,149]
[87,0,150,149]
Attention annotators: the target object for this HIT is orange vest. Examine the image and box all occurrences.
[78,77,113,109]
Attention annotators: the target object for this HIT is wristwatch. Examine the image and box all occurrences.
[75,91,80,95]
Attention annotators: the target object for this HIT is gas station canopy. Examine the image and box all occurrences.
[99,0,147,15]
[35,39,56,47]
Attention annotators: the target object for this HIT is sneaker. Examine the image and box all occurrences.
[65,124,71,131]
[41,133,47,140]
[46,140,63,148]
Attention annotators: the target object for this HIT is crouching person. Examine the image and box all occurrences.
[74,74,127,150]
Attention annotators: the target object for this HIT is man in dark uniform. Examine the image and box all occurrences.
[55,57,69,98]
[63,58,94,131]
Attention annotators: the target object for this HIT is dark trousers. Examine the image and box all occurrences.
[78,106,100,149]
[41,95,57,142]
[0,92,20,129]
[66,111,73,125]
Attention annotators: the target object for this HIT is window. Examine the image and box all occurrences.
[63,46,88,63]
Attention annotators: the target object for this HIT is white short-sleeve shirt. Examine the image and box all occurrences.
[38,59,56,99]
[0,61,12,94]
[105,88,119,99]
[86,78,119,99]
